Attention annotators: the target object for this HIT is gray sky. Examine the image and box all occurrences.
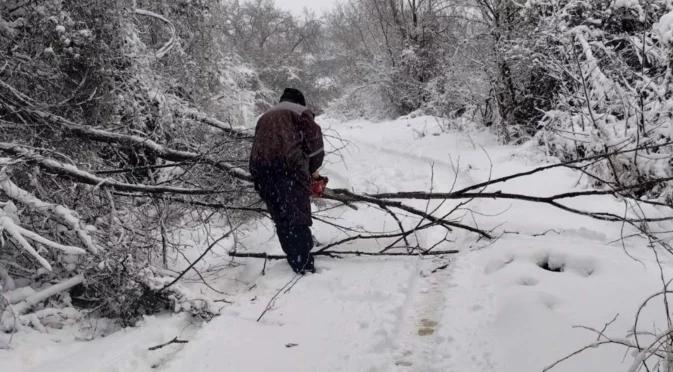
[275,0,336,15]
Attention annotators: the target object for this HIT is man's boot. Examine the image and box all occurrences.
[303,254,316,274]
[287,252,315,274]
[286,254,304,274]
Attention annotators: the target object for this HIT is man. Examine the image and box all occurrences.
[249,88,325,274]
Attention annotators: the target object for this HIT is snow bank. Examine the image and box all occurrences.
[485,238,673,372]
[0,315,197,372]
[657,10,673,45]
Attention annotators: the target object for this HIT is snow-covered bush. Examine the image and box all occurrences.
[0,0,258,335]
[503,0,673,201]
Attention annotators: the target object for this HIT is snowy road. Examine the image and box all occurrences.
[3,116,673,372]
[159,117,673,372]
[162,117,489,372]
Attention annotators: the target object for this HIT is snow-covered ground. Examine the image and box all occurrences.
[2,116,673,372]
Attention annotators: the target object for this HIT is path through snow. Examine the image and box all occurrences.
[2,116,673,372]
[160,117,673,372]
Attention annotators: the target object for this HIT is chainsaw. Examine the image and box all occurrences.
[311,176,358,210]
[310,176,329,197]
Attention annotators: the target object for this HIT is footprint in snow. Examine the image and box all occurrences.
[418,319,438,336]
[536,253,596,277]
[485,251,597,278]
[517,276,539,287]
[470,304,484,312]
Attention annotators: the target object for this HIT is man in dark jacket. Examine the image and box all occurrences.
[249,88,325,274]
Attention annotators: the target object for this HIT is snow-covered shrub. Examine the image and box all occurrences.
[0,0,255,334]
[506,0,673,201]
[324,56,424,121]
[326,85,397,121]
[74,254,215,326]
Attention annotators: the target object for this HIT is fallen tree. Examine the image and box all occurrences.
[3,98,673,338]
[229,250,459,260]
[0,102,496,244]
[1,102,252,182]
[5,101,672,262]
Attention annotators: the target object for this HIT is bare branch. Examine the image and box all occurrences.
[230,250,458,260]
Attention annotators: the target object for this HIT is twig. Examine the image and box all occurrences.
[543,341,631,372]
[448,140,673,196]
[381,205,410,246]
[148,337,189,351]
[533,229,560,237]
[160,225,240,292]
[230,250,459,260]
[367,188,673,223]
[431,263,451,274]
[257,274,301,322]
[328,189,492,239]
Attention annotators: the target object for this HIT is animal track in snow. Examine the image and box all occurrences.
[534,253,596,277]
[517,276,539,286]
[483,255,514,275]
[485,250,598,278]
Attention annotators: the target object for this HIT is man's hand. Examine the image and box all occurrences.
[310,174,328,197]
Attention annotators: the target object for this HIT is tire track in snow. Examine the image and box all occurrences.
[382,202,501,372]
[326,128,502,372]
[381,201,500,372]
[387,256,454,371]
[433,247,502,372]
[324,136,460,195]
[324,130,458,371]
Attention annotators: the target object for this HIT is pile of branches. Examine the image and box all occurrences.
[0,0,259,333]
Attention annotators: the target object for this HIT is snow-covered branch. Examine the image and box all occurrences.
[0,210,86,272]
[178,109,253,138]
[0,171,88,271]
[0,143,227,195]
[2,275,84,332]
[10,104,252,182]
[0,170,99,253]
[134,9,176,59]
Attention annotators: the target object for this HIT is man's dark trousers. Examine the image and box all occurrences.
[254,170,315,273]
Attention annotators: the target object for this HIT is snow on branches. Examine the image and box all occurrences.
[0,165,98,254]
[0,166,90,333]
[514,0,673,201]
[1,275,85,333]
[0,166,88,272]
